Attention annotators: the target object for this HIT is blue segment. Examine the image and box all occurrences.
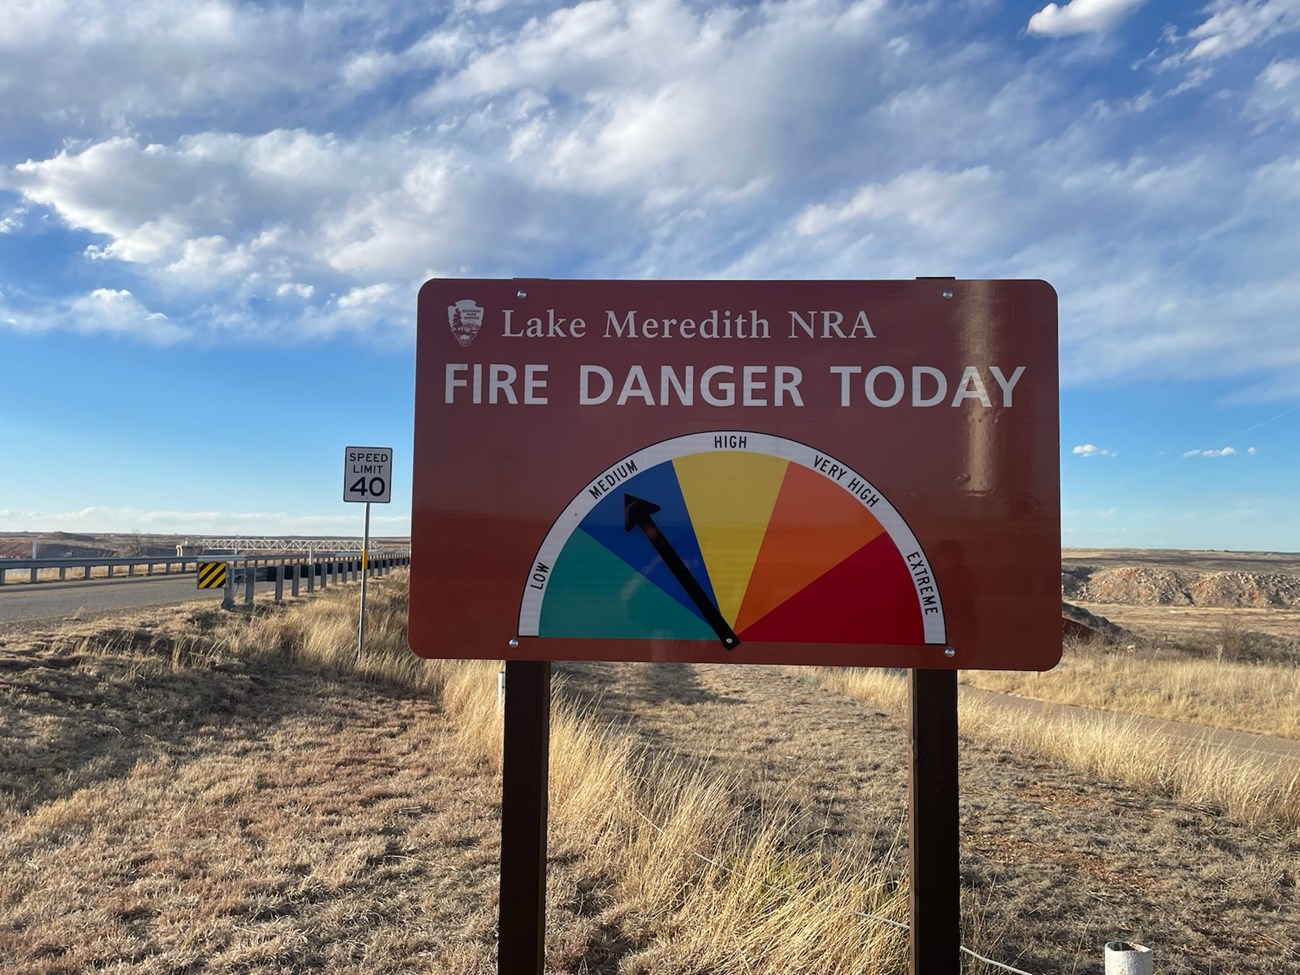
[579,459,720,622]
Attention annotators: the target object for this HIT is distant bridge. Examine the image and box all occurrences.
[186,537,406,553]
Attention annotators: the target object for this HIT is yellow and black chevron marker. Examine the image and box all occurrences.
[197,561,228,590]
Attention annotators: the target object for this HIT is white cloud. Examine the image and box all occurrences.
[1182,0,1300,61]
[421,0,898,202]
[1073,443,1117,457]
[1247,58,1300,125]
[341,28,472,91]
[0,505,410,536]
[1183,446,1238,457]
[1158,0,1300,69]
[0,0,432,139]
[1,287,189,344]
[276,282,315,299]
[1027,0,1147,37]
[4,131,369,270]
[0,0,1296,401]
[71,288,187,344]
[1258,57,1300,85]
[794,166,1006,248]
[1248,446,1259,453]
[0,129,536,339]
[337,283,395,310]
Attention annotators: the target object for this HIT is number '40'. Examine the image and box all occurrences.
[350,476,386,497]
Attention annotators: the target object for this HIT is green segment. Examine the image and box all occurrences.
[539,529,718,640]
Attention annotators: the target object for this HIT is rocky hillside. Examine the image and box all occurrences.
[1062,565,1300,608]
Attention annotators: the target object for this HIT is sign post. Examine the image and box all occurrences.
[910,668,961,972]
[499,659,551,973]
[410,279,1060,974]
[344,446,393,659]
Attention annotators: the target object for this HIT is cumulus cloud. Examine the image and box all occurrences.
[419,0,898,201]
[71,289,188,344]
[2,287,187,344]
[1073,443,1117,457]
[1027,0,1147,37]
[1183,446,1238,457]
[0,0,1296,399]
[4,131,377,271]
[0,0,429,139]
[0,129,542,339]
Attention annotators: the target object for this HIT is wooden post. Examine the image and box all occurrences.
[499,660,551,975]
[909,668,960,974]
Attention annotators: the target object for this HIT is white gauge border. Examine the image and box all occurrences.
[517,431,946,645]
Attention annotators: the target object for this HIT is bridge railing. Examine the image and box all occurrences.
[0,551,411,587]
[190,537,409,553]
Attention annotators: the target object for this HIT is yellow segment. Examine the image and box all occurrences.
[673,451,789,626]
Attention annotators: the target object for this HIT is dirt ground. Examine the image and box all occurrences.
[0,616,608,975]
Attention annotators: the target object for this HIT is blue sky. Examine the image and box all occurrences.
[1,0,1297,550]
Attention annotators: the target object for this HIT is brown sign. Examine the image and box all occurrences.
[410,279,1060,671]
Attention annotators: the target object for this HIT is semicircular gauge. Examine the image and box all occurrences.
[518,432,945,649]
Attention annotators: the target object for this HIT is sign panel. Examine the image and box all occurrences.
[410,279,1060,671]
[197,561,228,589]
[344,446,393,504]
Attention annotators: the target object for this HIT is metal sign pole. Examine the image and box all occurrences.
[357,501,371,661]
[909,668,960,974]
[499,659,551,975]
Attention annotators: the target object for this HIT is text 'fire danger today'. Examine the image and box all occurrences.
[442,362,1026,409]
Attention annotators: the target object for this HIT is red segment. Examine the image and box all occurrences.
[734,462,885,633]
[737,532,925,645]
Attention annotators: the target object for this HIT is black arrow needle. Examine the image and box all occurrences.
[624,493,740,651]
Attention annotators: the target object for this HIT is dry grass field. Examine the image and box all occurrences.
[3,556,1300,973]
[2,562,187,584]
[1,572,909,974]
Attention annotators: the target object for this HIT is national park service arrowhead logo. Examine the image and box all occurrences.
[447,299,485,347]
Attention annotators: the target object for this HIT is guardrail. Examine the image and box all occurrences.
[214,551,412,607]
[0,551,411,589]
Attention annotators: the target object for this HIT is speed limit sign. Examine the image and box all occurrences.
[344,446,393,504]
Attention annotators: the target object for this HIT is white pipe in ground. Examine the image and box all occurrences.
[1105,941,1153,975]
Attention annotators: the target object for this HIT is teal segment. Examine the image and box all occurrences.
[539,529,718,640]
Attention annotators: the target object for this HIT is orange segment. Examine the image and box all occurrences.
[733,462,886,633]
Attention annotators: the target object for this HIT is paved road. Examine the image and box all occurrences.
[0,576,283,626]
